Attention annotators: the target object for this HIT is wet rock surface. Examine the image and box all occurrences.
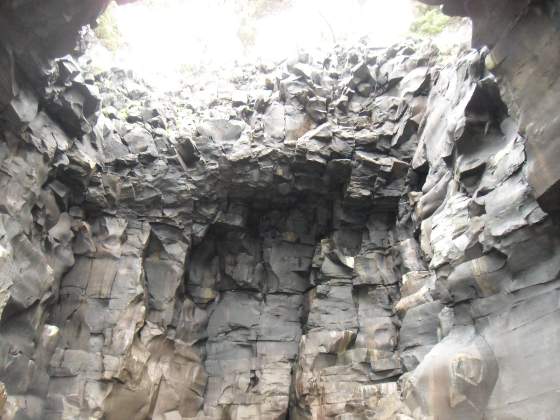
[1,4,560,419]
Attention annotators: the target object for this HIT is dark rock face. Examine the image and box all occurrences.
[420,0,560,215]
[1,3,560,420]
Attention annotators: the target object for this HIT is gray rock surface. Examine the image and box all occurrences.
[420,0,560,216]
[1,2,560,419]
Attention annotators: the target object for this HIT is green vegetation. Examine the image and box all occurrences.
[410,4,451,36]
[237,16,258,51]
[235,0,293,50]
[239,0,294,19]
[94,2,124,52]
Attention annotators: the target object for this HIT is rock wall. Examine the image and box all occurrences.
[1,2,560,420]
[421,0,560,214]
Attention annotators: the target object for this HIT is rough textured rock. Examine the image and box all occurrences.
[1,3,560,420]
[420,0,560,215]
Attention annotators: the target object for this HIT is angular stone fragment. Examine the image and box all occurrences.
[354,251,398,286]
[198,119,246,142]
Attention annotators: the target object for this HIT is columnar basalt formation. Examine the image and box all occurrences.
[1,2,560,420]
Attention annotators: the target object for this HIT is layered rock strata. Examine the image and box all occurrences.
[420,0,560,214]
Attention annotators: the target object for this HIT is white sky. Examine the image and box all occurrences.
[101,0,416,87]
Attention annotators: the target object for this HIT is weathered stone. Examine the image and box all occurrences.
[0,6,559,419]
